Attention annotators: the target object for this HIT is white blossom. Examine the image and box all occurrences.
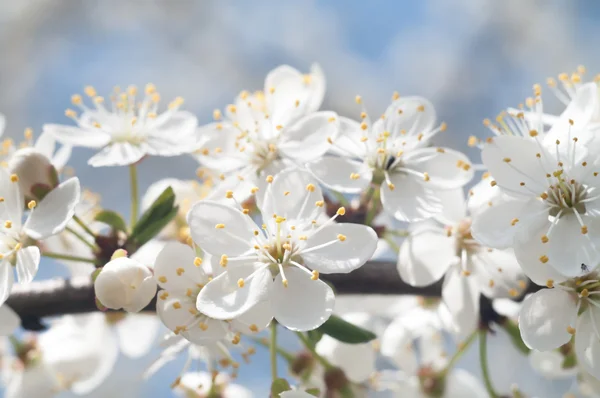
[43,85,198,167]
[174,372,253,398]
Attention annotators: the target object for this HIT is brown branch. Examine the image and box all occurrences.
[5,261,541,331]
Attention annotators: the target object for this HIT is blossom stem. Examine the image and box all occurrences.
[270,322,278,381]
[129,164,139,228]
[331,191,350,207]
[249,336,295,364]
[441,329,478,376]
[364,188,380,226]
[295,331,333,369]
[73,215,96,239]
[479,329,499,398]
[42,251,98,265]
[382,234,401,254]
[66,226,97,251]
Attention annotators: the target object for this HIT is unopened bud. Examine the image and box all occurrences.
[94,257,157,312]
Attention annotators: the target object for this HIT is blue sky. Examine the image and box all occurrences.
[1,1,600,396]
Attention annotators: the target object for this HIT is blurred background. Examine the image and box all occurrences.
[0,0,597,396]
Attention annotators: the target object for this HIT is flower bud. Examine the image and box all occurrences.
[94,257,157,312]
[8,148,59,201]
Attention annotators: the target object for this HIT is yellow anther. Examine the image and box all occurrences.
[581,288,590,298]
[546,279,554,288]
[173,301,182,310]
[462,270,471,276]
[158,276,167,283]
[490,180,497,187]
[360,112,367,119]
[541,235,549,243]
[337,207,346,215]
[417,105,425,112]
[275,216,286,223]
[159,292,169,300]
[315,201,324,207]
[228,104,237,114]
[488,280,495,288]
[540,192,549,200]
[194,257,203,267]
[176,268,185,276]
[311,270,319,280]
[215,223,225,229]
[582,225,588,234]
[337,234,347,242]
[360,122,368,130]
[467,136,478,147]
[71,94,83,105]
[387,182,395,190]
[242,208,250,215]
[440,122,447,131]
[299,235,308,241]
[237,278,245,288]
[567,326,576,335]
[306,183,316,192]
[220,254,228,267]
[423,173,430,182]
[251,187,259,194]
[282,279,289,288]
[84,86,97,97]
[199,323,209,331]
[3,221,11,229]
[9,174,18,183]
[503,157,511,163]
[266,175,274,183]
[145,83,157,94]
[65,109,77,118]
[249,324,258,332]
[539,255,549,263]
[511,218,519,226]
[360,136,368,142]
[225,190,234,199]
[355,95,362,104]
[509,289,518,297]
[529,130,539,137]
[350,173,360,180]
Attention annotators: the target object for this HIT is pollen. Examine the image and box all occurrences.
[581,225,588,234]
[423,172,430,182]
[251,187,259,194]
[417,105,425,112]
[467,136,478,147]
[84,86,97,97]
[355,95,362,104]
[350,173,360,180]
[337,234,347,241]
[387,182,395,190]
[440,122,447,131]
[266,175,274,183]
[510,218,519,226]
[337,207,346,215]
[10,174,18,182]
[242,208,250,215]
[539,255,549,263]
[581,288,590,298]
[225,190,234,199]
[172,301,182,310]
[194,257,203,267]
[199,323,209,331]
[541,235,549,243]
[503,157,512,163]
[4,221,11,229]
[462,270,471,276]
[360,122,368,130]
[529,130,538,137]
[311,270,319,280]
[275,216,286,223]
[282,279,289,288]
[546,279,554,288]
[249,324,258,332]
[176,268,185,276]
[158,276,167,283]
[315,201,324,207]
[159,292,169,300]
[490,180,497,187]
[27,201,37,210]
[540,192,548,200]
[237,278,245,288]
[567,326,576,335]
[306,183,316,192]
[215,224,225,229]
[509,289,518,297]
[488,280,495,287]
[220,254,228,267]
[186,289,193,298]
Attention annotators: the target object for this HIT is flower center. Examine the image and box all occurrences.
[545,178,589,215]
[417,366,445,398]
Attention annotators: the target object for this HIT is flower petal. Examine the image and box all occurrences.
[518,288,576,351]
[272,267,334,331]
[381,173,443,222]
[230,300,273,334]
[379,317,418,373]
[279,111,339,162]
[88,142,146,167]
[0,305,20,335]
[154,242,208,295]
[441,266,479,338]
[481,135,553,196]
[43,124,111,148]
[398,229,456,286]
[528,350,577,379]
[187,201,256,257]
[444,369,488,398]
[16,246,40,284]
[302,223,378,274]
[435,188,467,225]
[307,156,373,194]
[316,334,375,382]
[0,261,13,307]
[115,314,160,358]
[381,96,437,140]
[194,122,247,173]
[24,177,81,240]
[407,148,474,189]
[196,266,272,320]
[575,308,600,380]
[327,117,367,158]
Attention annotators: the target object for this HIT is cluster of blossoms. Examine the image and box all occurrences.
[1,64,600,398]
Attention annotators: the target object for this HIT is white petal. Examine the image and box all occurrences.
[481,135,553,195]
[115,314,160,358]
[43,124,111,148]
[24,177,80,240]
[280,391,316,398]
[307,156,372,194]
[260,168,324,222]
[407,148,474,189]
[33,131,56,160]
[88,142,146,167]
[0,113,4,137]
[380,317,418,373]
[529,350,577,379]
[381,96,437,139]
[15,246,40,284]
[0,168,23,226]
[194,122,247,172]
[316,335,375,383]
[196,266,272,320]
[381,173,443,222]
[154,242,208,295]
[302,223,378,274]
[471,198,546,249]
[518,288,576,351]
[441,266,479,338]
[279,112,340,162]
[230,300,273,334]
[272,267,334,331]
[435,188,467,225]
[327,117,367,158]
[443,369,488,398]
[575,309,600,380]
[471,249,526,298]
[466,174,506,217]
[0,305,20,335]
[398,229,456,286]
[187,201,256,257]
[0,261,14,307]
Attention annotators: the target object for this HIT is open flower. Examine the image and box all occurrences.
[0,169,80,307]
[43,84,198,167]
[307,95,473,222]
[398,189,526,336]
[189,168,378,331]
[154,241,271,344]
[195,64,337,201]
[174,372,253,398]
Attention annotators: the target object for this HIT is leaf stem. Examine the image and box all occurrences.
[270,322,278,382]
[441,329,478,376]
[129,164,139,229]
[479,329,499,398]
[66,226,96,251]
[72,215,96,239]
[43,252,98,265]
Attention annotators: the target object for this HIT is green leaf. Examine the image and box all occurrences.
[305,388,320,397]
[95,210,128,233]
[500,320,530,355]
[316,315,376,344]
[306,329,324,347]
[270,378,291,397]
[127,187,177,247]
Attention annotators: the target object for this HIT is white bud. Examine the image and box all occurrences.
[94,257,156,312]
[8,148,58,201]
